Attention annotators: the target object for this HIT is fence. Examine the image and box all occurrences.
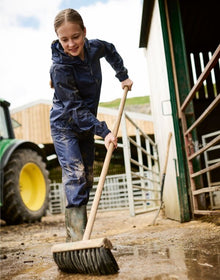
[48,172,153,215]
[121,113,161,216]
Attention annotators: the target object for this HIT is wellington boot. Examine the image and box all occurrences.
[65,205,87,242]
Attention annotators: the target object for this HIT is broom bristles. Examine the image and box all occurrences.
[53,247,119,275]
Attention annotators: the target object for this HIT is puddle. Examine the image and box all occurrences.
[112,242,220,279]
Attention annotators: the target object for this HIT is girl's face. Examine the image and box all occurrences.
[57,21,86,60]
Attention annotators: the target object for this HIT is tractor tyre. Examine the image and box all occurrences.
[1,148,50,225]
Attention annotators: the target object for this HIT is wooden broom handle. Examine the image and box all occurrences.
[83,87,129,240]
[162,132,172,175]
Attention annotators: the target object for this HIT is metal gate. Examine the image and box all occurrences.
[180,45,220,215]
[121,112,160,216]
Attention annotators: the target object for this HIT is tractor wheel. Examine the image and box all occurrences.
[1,149,50,224]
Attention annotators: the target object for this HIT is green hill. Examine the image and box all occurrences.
[99,96,150,108]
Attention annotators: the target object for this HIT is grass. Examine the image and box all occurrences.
[99,96,150,108]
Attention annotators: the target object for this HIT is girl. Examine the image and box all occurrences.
[50,8,133,242]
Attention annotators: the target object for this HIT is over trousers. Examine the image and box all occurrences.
[51,129,94,207]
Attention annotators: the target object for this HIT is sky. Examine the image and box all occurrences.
[0,0,150,109]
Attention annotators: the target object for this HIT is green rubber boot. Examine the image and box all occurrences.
[65,205,87,242]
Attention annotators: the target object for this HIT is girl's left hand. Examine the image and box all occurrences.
[104,132,117,150]
[121,78,133,91]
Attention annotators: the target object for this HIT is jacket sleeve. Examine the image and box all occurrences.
[97,39,129,82]
[50,64,110,138]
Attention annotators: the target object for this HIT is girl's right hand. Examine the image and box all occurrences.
[104,132,117,150]
[121,78,133,91]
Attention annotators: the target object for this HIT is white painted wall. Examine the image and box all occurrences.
[144,0,181,220]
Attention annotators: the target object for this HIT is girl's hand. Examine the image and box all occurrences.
[104,132,117,150]
[121,78,133,91]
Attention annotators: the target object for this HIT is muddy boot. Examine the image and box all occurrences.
[65,205,87,242]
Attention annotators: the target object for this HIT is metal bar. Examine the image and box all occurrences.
[184,130,199,211]
[131,169,160,180]
[194,210,220,215]
[128,137,150,157]
[193,185,220,195]
[125,112,156,146]
[132,184,161,192]
[128,136,158,161]
[207,145,220,151]
[130,171,148,180]
[207,159,220,165]
[130,158,160,175]
[134,198,160,202]
[191,162,220,178]
[202,130,220,139]
[130,157,148,169]
[95,139,124,148]
[181,44,220,111]
[184,94,220,135]
[188,134,220,160]
[202,131,220,210]
[210,181,220,187]
[121,113,135,216]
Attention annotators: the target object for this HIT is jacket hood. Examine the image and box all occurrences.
[51,39,90,65]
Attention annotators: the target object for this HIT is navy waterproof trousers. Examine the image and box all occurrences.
[51,130,94,207]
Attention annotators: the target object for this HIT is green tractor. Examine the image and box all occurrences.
[0,99,50,224]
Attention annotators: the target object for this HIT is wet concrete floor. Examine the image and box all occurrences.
[0,210,220,279]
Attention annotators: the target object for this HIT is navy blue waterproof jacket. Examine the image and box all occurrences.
[50,38,129,138]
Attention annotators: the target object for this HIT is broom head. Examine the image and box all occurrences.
[52,237,119,275]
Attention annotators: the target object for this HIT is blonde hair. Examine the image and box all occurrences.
[49,80,54,89]
[54,8,85,33]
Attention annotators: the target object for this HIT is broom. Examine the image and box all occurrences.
[51,87,129,275]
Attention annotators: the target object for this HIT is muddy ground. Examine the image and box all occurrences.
[0,210,220,280]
